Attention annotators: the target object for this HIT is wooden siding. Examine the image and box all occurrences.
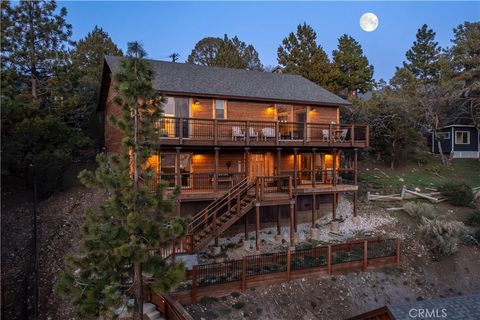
[191,153,245,173]
[226,100,275,121]
[191,98,213,119]
[309,105,339,124]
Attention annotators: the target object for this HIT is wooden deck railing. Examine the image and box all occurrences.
[168,238,399,304]
[155,116,369,147]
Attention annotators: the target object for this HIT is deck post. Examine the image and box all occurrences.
[365,125,369,147]
[332,192,337,220]
[312,148,317,187]
[241,256,247,291]
[191,266,197,304]
[214,119,218,145]
[293,148,298,188]
[287,248,292,281]
[311,193,316,227]
[353,191,357,217]
[245,148,250,177]
[363,240,368,271]
[289,199,295,246]
[332,149,337,187]
[246,120,250,145]
[396,239,401,264]
[276,148,282,175]
[276,205,281,235]
[179,117,184,144]
[244,214,248,239]
[175,147,181,188]
[255,202,260,251]
[351,124,355,147]
[214,147,219,192]
[327,245,332,275]
[275,122,279,145]
[354,148,358,184]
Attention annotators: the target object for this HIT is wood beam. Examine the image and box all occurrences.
[332,149,337,187]
[245,148,250,177]
[276,205,281,235]
[276,148,282,175]
[214,147,219,191]
[312,148,317,187]
[175,147,181,187]
[354,148,358,185]
[311,194,316,227]
[289,200,295,246]
[332,192,337,220]
[255,202,260,251]
[293,148,298,188]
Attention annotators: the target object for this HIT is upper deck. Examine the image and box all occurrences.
[153,116,369,148]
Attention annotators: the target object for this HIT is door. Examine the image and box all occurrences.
[300,153,312,181]
[249,153,264,180]
[295,110,306,139]
[175,97,190,138]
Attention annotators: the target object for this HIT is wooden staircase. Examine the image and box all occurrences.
[183,178,257,253]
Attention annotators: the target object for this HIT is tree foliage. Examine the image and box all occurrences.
[332,34,374,99]
[55,43,187,319]
[277,23,337,91]
[187,34,263,70]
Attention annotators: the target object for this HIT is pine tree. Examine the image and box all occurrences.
[68,26,123,135]
[2,0,73,104]
[187,35,264,70]
[277,23,337,91]
[55,43,187,319]
[332,34,374,100]
[404,24,442,81]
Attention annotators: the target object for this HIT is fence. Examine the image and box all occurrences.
[170,238,400,304]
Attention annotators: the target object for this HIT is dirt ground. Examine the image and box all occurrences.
[185,207,480,320]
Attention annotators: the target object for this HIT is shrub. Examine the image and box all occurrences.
[403,202,437,220]
[438,183,473,206]
[420,218,467,255]
[466,211,480,227]
[232,302,245,309]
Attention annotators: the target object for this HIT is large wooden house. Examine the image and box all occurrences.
[98,56,369,254]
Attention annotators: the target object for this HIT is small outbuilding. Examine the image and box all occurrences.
[429,124,479,159]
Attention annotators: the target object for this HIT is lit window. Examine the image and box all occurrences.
[215,100,225,119]
[437,132,450,140]
[455,131,470,144]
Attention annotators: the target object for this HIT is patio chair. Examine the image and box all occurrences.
[232,126,245,141]
[249,127,259,141]
[322,129,330,142]
[262,127,276,141]
[338,129,348,142]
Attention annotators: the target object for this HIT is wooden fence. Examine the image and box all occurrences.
[168,238,400,304]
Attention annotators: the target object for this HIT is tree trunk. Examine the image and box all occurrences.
[133,262,144,320]
[435,134,449,167]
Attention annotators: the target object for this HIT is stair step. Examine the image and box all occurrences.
[145,310,164,320]
[143,303,157,313]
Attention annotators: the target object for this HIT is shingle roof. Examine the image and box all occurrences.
[104,56,349,106]
[387,293,480,320]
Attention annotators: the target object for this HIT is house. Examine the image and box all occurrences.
[98,56,369,254]
[430,125,480,159]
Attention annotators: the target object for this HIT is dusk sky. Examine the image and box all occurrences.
[60,1,479,81]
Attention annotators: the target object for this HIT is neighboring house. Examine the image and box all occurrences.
[430,125,480,159]
[98,56,369,254]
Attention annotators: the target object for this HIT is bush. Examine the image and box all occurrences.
[438,183,473,206]
[420,218,467,255]
[466,211,480,227]
[232,302,245,309]
[403,202,437,220]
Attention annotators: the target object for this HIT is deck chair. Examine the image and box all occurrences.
[337,129,348,142]
[249,127,259,141]
[232,126,245,141]
[322,129,330,142]
[262,127,276,141]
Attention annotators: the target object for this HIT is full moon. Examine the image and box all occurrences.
[360,12,379,32]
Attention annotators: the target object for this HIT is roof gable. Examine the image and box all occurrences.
[104,56,349,106]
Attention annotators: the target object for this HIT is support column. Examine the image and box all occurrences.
[276,148,282,175]
[311,193,316,227]
[289,199,295,246]
[245,148,250,178]
[332,192,337,220]
[354,148,358,185]
[255,202,260,251]
[312,148,317,187]
[214,147,219,191]
[293,148,298,188]
[353,191,357,217]
[276,205,281,235]
[244,214,248,239]
[175,147,181,187]
[332,149,337,187]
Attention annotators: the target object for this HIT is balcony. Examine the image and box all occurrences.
[153,116,369,148]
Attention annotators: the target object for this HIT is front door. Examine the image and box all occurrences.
[248,152,274,180]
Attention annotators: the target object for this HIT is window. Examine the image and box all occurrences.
[437,132,450,140]
[215,99,225,119]
[455,131,470,144]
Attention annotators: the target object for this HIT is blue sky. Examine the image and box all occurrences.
[60,1,479,81]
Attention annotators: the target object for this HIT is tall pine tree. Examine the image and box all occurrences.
[332,34,374,100]
[55,43,187,319]
[277,23,337,91]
